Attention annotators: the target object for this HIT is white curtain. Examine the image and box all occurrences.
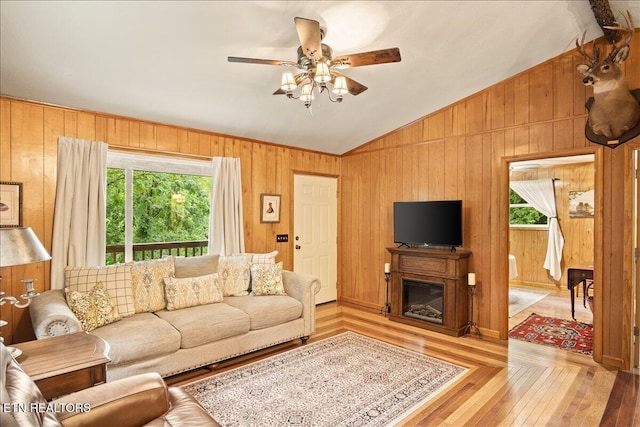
[510,179,564,281]
[209,157,245,255]
[50,137,108,289]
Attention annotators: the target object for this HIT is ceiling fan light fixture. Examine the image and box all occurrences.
[300,83,315,103]
[314,61,331,84]
[332,76,348,95]
[280,71,297,92]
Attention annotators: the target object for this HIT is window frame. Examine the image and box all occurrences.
[106,150,212,262]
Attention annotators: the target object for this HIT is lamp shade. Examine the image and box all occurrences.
[300,83,315,103]
[0,227,51,268]
[333,76,348,95]
[280,71,297,91]
[314,61,331,84]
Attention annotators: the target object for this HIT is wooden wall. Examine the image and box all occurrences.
[340,30,640,369]
[1,30,638,369]
[0,98,340,344]
[509,162,595,288]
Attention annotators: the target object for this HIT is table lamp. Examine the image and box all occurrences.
[0,227,51,343]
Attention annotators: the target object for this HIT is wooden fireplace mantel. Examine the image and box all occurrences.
[387,247,471,337]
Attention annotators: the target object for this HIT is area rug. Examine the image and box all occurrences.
[508,313,593,355]
[508,287,550,317]
[182,331,468,426]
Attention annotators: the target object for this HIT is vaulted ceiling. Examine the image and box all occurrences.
[1,1,638,154]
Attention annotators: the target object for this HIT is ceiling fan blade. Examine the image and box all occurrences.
[332,48,401,68]
[228,56,297,67]
[294,17,322,59]
[333,72,368,96]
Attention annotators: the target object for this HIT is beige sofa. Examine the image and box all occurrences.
[29,253,320,381]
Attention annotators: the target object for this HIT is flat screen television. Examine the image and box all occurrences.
[393,200,463,249]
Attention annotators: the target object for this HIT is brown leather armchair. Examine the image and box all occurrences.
[0,343,219,427]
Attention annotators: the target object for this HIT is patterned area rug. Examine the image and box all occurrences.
[183,331,468,426]
[508,287,550,317]
[508,313,593,355]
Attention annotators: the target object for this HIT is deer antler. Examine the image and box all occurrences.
[604,10,634,61]
[576,30,601,66]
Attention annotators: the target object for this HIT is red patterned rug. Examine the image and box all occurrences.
[508,313,593,355]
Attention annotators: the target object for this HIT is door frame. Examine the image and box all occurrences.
[501,146,602,363]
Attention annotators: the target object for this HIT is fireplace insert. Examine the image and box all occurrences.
[402,279,444,325]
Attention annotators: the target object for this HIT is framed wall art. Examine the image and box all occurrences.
[261,194,281,223]
[0,181,23,228]
[569,190,594,218]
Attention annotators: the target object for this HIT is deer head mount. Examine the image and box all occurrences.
[576,10,640,147]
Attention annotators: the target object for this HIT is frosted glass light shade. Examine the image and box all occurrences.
[333,76,348,95]
[300,84,315,102]
[314,62,331,83]
[280,72,297,91]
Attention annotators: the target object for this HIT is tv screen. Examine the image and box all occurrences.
[393,200,463,248]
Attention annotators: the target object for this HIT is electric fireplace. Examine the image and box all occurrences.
[387,247,470,336]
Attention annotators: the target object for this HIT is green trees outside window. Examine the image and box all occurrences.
[106,168,212,263]
[509,189,548,226]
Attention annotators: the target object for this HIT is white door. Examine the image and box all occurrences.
[293,174,338,304]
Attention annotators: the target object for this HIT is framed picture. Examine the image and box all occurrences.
[569,190,595,218]
[0,182,23,228]
[261,194,281,223]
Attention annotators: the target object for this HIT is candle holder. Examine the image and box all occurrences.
[384,272,391,315]
[464,284,480,336]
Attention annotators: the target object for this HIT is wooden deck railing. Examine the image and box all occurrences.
[106,240,208,264]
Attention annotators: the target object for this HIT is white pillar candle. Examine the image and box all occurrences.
[468,273,476,286]
[384,263,391,273]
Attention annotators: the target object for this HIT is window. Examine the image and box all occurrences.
[106,152,212,264]
[509,189,548,228]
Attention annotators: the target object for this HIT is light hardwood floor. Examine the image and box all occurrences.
[167,291,632,426]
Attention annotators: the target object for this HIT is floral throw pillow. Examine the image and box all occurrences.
[218,254,252,296]
[131,256,175,313]
[66,282,121,332]
[250,262,286,296]
[163,273,224,311]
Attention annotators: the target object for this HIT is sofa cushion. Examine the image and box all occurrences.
[223,295,302,330]
[131,256,175,313]
[174,254,220,278]
[66,282,121,332]
[65,263,135,317]
[155,303,250,349]
[90,312,181,365]
[164,273,224,311]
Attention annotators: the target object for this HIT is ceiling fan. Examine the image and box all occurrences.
[228,17,401,109]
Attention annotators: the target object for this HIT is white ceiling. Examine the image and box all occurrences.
[1,1,638,155]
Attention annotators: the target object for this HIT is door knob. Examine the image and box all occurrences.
[295,245,301,250]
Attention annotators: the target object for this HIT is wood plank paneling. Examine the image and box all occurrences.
[0,97,339,345]
[340,30,640,370]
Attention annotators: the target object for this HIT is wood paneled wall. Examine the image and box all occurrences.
[509,162,595,288]
[0,98,340,344]
[340,30,640,369]
[1,31,638,369]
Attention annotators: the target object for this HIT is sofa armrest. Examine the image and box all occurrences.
[29,289,82,339]
[282,270,321,336]
[53,372,170,427]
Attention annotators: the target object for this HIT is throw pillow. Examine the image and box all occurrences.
[218,254,252,296]
[131,256,175,313]
[66,282,121,332]
[242,250,278,266]
[65,263,135,317]
[163,273,224,310]
[174,254,220,278]
[250,262,286,296]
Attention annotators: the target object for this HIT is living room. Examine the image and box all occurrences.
[1,1,639,425]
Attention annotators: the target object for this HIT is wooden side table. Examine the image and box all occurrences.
[13,332,110,400]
